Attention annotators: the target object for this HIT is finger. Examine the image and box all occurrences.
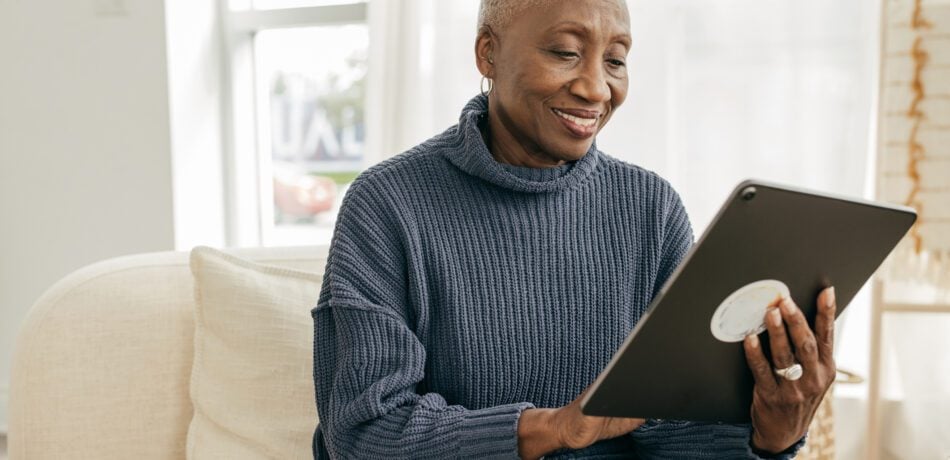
[779,296,819,364]
[764,306,796,374]
[744,333,778,391]
[814,286,836,363]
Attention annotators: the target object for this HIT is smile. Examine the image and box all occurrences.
[553,108,598,127]
[552,108,601,139]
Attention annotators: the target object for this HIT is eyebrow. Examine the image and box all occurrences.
[546,21,632,49]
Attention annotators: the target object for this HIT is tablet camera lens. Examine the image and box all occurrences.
[741,187,757,201]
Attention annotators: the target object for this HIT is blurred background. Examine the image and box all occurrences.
[0,0,948,458]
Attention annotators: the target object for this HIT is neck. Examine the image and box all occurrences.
[482,102,567,168]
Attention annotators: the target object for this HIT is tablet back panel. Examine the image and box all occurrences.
[580,179,916,422]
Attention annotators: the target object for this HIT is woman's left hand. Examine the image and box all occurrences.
[742,286,837,454]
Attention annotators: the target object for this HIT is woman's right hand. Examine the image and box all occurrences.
[518,386,645,459]
[552,385,646,450]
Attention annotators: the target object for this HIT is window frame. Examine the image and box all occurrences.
[220,1,369,247]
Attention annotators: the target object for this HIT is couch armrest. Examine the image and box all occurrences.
[9,246,328,459]
[10,251,196,459]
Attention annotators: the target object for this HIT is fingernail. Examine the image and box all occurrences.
[770,308,782,326]
[827,286,836,308]
[747,334,759,348]
[781,297,796,315]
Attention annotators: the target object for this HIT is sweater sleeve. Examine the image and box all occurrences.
[630,420,806,459]
[651,182,695,301]
[638,183,806,459]
[311,179,534,459]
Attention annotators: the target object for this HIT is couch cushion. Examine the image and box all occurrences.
[187,246,321,459]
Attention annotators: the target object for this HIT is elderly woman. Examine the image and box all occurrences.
[311,0,836,458]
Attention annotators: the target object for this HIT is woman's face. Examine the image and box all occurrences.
[476,0,631,165]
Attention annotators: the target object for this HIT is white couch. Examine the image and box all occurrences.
[8,246,329,459]
[9,245,839,459]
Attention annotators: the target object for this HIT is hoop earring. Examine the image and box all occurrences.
[480,76,494,97]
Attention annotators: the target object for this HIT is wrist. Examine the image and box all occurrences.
[749,431,794,458]
[517,408,562,459]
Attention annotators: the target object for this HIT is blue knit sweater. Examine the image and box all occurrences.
[311,94,804,459]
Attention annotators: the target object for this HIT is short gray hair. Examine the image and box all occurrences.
[477,0,628,32]
[477,0,547,31]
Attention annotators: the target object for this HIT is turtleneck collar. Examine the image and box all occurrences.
[441,94,601,194]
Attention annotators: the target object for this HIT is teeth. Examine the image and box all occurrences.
[554,109,597,127]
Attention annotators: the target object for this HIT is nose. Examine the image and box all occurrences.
[569,60,611,103]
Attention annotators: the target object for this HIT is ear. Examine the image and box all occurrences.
[474,25,496,78]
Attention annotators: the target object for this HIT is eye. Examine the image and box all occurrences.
[607,58,626,68]
[551,49,580,60]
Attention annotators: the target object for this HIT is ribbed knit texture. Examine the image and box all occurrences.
[311,94,805,459]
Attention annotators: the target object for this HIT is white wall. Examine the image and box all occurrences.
[0,0,177,429]
[164,0,228,250]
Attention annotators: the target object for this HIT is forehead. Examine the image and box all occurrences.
[505,0,630,41]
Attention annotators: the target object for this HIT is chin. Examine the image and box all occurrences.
[551,141,595,161]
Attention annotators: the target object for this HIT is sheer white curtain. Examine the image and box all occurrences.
[365,0,482,163]
[366,1,885,458]
[368,0,878,229]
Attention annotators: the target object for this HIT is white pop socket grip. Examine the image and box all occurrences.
[710,279,790,343]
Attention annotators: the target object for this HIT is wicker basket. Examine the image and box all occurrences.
[793,384,836,460]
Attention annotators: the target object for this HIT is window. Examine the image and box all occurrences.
[223,0,368,247]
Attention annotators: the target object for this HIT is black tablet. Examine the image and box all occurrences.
[579,179,917,423]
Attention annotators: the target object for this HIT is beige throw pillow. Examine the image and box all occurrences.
[187,246,321,459]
